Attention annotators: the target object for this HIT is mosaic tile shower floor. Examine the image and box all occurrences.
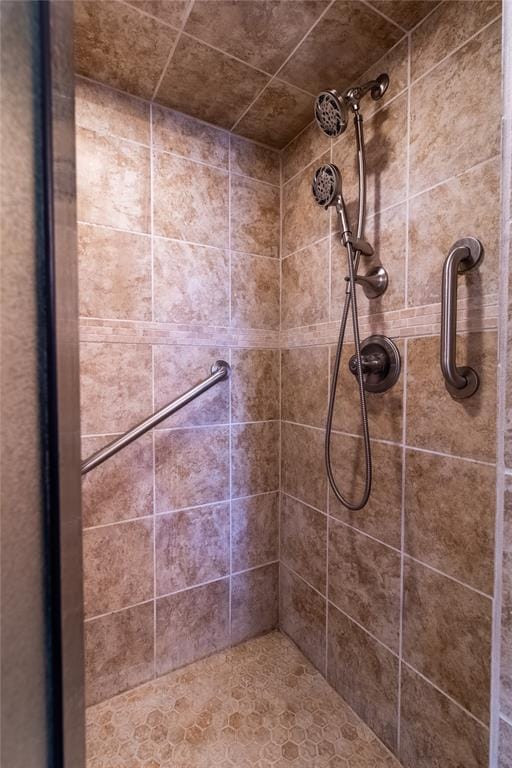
[86,631,400,768]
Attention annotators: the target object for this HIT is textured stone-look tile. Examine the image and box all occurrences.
[332,92,407,220]
[78,223,151,320]
[232,493,279,572]
[74,0,176,100]
[282,155,330,256]
[76,127,150,232]
[83,519,153,618]
[155,34,269,129]
[279,0,401,97]
[500,719,512,768]
[85,601,154,706]
[235,78,314,150]
[231,563,279,645]
[155,503,229,595]
[153,345,229,428]
[408,158,500,307]
[281,238,330,329]
[359,37,409,118]
[230,252,280,330]
[230,175,280,258]
[501,478,512,719]
[152,104,229,168]
[86,632,402,767]
[330,340,404,444]
[156,579,230,675]
[402,558,492,723]
[155,426,230,512]
[279,565,326,673]
[282,120,330,183]
[411,1,501,81]
[231,348,279,423]
[153,238,229,325]
[331,203,407,317]
[369,0,437,30]
[231,421,279,497]
[280,493,326,593]
[400,664,489,768]
[75,77,150,144]
[406,332,497,462]
[185,0,327,75]
[281,422,326,511]
[125,0,189,27]
[329,520,401,652]
[80,342,152,435]
[281,346,329,428]
[327,603,399,753]
[153,151,229,248]
[230,134,280,186]
[329,434,402,549]
[405,450,495,594]
[410,19,501,195]
[81,433,153,527]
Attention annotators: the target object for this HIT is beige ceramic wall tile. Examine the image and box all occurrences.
[501,478,512,720]
[155,503,230,595]
[155,579,230,674]
[125,0,189,28]
[329,520,401,652]
[75,77,150,144]
[280,493,327,593]
[80,341,152,435]
[153,151,229,248]
[229,134,280,186]
[499,719,512,768]
[279,564,326,673]
[406,332,497,462]
[230,252,280,330]
[411,0,501,82]
[358,37,409,119]
[81,433,154,527]
[83,519,154,618]
[408,158,500,307]
[231,493,279,572]
[402,558,492,723]
[405,449,495,594]
[282,121,331,184]
[329,434,402,549]
[409,19,501,195]
[281,238,330,330]
[231,563,279,645]
[153,345,230,428]
[230,348,280,423]
[281,422,326,511]
[154,426,230,512]
[230,175,280,258]
[400,664,489,768]
[152,103,230,170]
[74,0,177,100]
[327,603,399,753]
[368,1,437,31]
[154,34,269,129]
[330,340,404,444]
[231,421,280,498]
[282,154,330,256]
[281,345,329,428]
[153,238,229,325]
[76,127,150,232]
[85,601,154,706]
[78,223,152,320]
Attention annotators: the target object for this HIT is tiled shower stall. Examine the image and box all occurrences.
[74,1,511,766]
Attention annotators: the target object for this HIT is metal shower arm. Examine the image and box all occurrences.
[81,360,231,475]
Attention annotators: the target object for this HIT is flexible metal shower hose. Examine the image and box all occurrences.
[325,114,372,511]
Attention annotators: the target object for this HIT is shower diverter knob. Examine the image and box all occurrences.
[348,335,401,393]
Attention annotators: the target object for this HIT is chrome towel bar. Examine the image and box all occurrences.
[81,360,231,475]
[440,237,483,399]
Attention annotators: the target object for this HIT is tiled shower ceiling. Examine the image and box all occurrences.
[74,0,437,148]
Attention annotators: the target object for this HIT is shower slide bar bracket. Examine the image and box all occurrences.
[81,360,231,475]
[440,237,483,399]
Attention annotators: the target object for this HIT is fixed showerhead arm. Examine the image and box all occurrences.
[344,73,389,107]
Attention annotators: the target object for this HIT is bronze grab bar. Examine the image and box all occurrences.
[440,237,482,399]
[81,360,230,475]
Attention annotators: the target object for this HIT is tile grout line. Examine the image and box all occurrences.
[150,0,195,102]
